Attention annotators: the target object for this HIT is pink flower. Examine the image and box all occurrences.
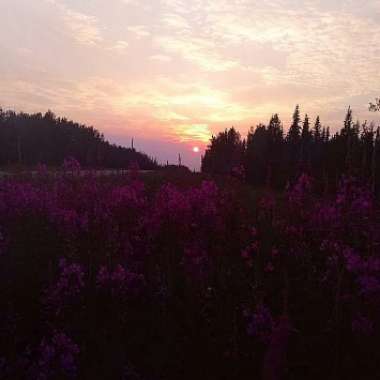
[352,315,374,336]
[246,305,274,344]
[265,262,274,273]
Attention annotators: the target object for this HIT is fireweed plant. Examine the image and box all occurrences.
[0,161,379,379]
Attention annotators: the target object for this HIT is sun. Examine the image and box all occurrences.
[192,146,200,153]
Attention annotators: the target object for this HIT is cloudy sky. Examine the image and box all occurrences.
[1,0,380,169]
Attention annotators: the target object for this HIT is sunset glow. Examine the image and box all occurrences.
[1,0,380,169]
[1,3,380,375]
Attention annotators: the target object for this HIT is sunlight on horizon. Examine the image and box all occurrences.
[1,0,380,169]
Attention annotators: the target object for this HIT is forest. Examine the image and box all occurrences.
[0,108,158,170]
[202,105,380,194]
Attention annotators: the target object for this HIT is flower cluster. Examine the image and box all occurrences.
[31,331,80,379]
[0,172,378,379]
[246,305,274,344]
[96,265,145,297]
[241,227,259,268]
[45,258,85,314]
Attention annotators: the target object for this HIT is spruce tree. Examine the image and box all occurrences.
[343,107,354,173]
[325,126,330,142]
[313,116,322,141]
[268,113,283,144]
[321,127,326,142]
[287,105,301,144]
[301,114,310,140]
[301,114,311,165]
[343,106,353,135]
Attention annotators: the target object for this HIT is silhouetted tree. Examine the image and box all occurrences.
[245,124,269,185]
[202,127,245,175]
[287,105,301,145]
[285,105,302,177]
[312,116,322,142]
[201,106,380,194]
[300,114,312,167]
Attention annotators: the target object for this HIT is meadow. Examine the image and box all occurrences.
[0,160,378,379]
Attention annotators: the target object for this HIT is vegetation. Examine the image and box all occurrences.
[0,106,379,379]
[0,108,158,170]
[202,106,380,195]
[0,166,378,379]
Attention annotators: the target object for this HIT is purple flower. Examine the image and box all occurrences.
[247,305,274,344]
[358,275,380,297]
[45,259,85,313]
[96,265,145,297]
[352,314,374,336]
[32,331,80,379]
[182,246,209,280]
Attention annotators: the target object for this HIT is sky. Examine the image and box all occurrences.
[1,0,380,170]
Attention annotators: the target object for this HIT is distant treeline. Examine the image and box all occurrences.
[202,105,380,192]
[0,108,158,169]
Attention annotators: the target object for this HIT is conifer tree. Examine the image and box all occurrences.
[321,127,326,142]
[268,113,283,140]
[313,116,322,141]
[301,114,312,165]
[325,126,330,142]
[343,107,354,173]
[287,105,301,144]
[343,106,353,135]
[301,114,310,140]
[202,127,244,175]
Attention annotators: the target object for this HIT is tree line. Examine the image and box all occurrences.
[202,105,380,193]
[0,108,158,170]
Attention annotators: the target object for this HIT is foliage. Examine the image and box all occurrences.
[0,169,379,379]
[201,127,245,175]
[202,106,380,195]
[0,108,158,169]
